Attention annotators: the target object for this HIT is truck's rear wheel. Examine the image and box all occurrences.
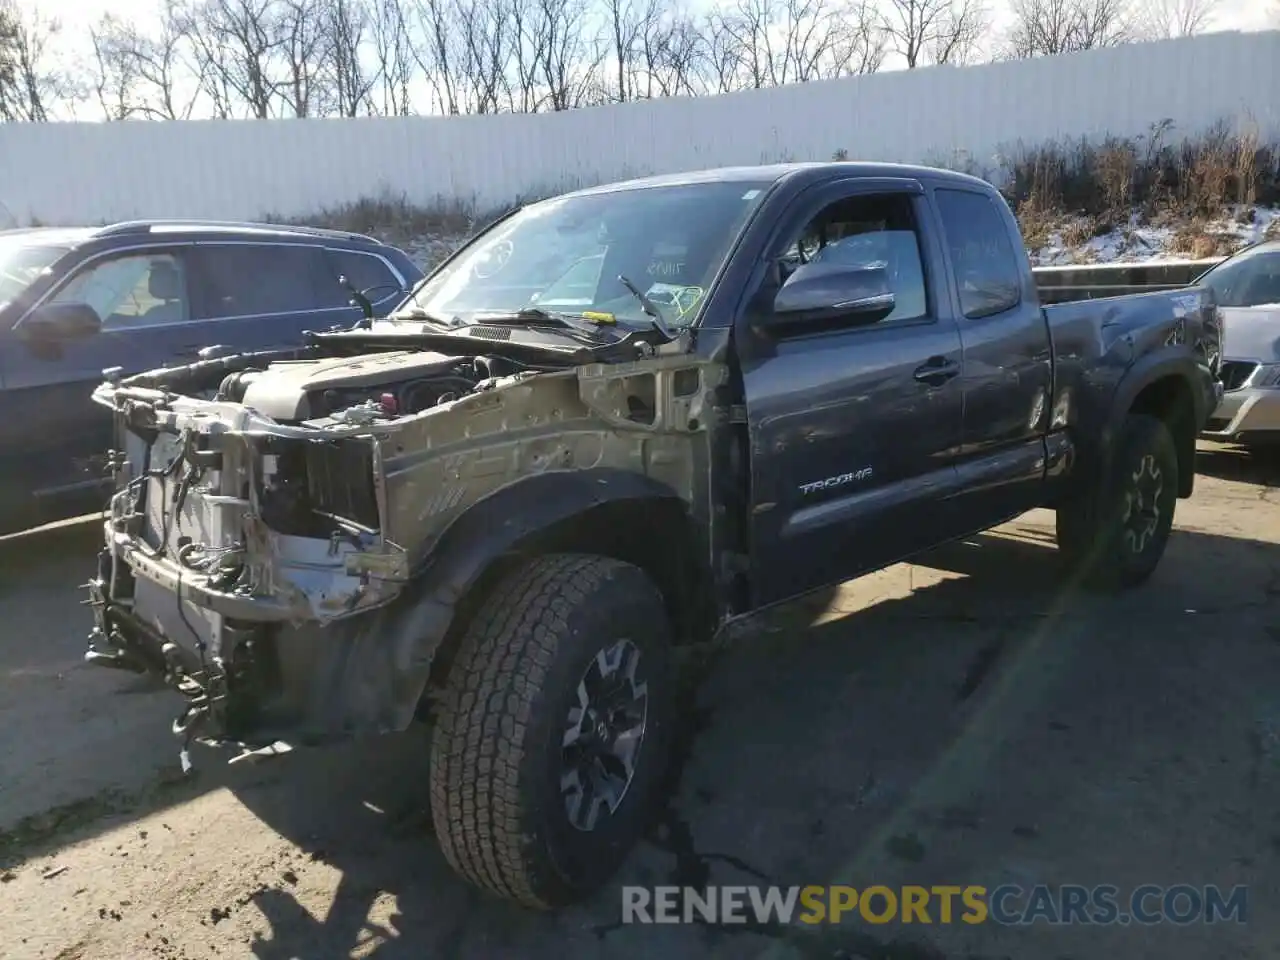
[428,553,673,909]
[1056,413,1179,590]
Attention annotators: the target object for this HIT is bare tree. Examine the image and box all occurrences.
[927,0,988,65]
[527,0,605,110]
[275,0,327,116]
[639,12,709,97]
[704,0,779,89]
[1132,0,1220,38]
[90,15,139,119]
[0,1,69,121]
[88,4,204,121]
[406,0,460,113]
[184,0,284,118]
[603,0,663,101]
[461,0,518,113]
[702,0,882,92]
[368,0,415,114]
[410,0,516,114]
[325,0,377,115]
[882,0,990,69]
[1004,0,1131,58]
[700,11,743,92]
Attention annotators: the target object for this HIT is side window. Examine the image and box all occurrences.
[934,189,1022,319]
[323,250,403,307]
[779,193,929,324]
[189,244,330,319]
[1239,254,1280,307]
[48,253,189,329]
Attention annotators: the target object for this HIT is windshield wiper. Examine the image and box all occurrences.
[385,306,457,328]
[616,275,677,341]
[472,307,619,340]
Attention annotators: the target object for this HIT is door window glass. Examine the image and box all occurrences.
[0,242,68,307]
[1198,250,1280,307]
[191,244,331,319]
[49,253,189,328]
[779,193,929,323]
[322,250,403,308]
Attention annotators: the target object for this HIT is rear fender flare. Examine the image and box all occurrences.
[1102,351,1202,498]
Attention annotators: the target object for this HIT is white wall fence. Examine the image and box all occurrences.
[2,29,1279,226]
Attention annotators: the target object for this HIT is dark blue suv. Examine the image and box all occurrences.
[0,220,425,534]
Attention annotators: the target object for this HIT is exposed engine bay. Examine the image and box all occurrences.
[176,349,551,540]
[213,349,526,425]
[82,328,718,755]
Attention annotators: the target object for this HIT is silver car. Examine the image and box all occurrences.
[1197,240,1280,447]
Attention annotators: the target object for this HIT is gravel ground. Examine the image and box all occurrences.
[1,441,1278,960]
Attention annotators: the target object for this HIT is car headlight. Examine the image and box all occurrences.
[1251,363,1280,389]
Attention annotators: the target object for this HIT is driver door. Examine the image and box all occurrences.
[0,246,200,500]
[738,180,966,608]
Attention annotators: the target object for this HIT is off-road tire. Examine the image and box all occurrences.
[428,553,674,909]
[1056,413,1179,591]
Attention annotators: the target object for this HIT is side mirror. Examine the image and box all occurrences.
[20,302,103,342]
[768,261,896,329]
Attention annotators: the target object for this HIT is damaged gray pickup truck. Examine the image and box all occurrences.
[83,162,1223,910]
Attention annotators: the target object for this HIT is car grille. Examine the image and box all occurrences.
[1219,360,1258,392]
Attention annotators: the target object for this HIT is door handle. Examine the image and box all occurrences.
[913,357,960,385]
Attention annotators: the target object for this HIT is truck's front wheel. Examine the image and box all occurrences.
[428,553,674,909]
[1056,413,1179,590]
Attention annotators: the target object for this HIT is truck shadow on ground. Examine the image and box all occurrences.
[234,517,1280,960]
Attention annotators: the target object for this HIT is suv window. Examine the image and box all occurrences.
[780,193,928,323]
[934,189,1022,319]
[48,253,189,328]
[190,244,332,319]
[0,242,69,307]
[323,249,403,307]
[1198,248,1280,307]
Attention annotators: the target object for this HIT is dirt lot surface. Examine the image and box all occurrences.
[2,441,1278,960]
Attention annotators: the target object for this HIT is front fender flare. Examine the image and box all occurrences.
[345,468,690,732]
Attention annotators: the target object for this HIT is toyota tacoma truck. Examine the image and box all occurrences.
[82,163,1223,910]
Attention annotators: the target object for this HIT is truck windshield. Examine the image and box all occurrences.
[1196,244,1280,308]
[395,180,773,329]
[0,241,68,309]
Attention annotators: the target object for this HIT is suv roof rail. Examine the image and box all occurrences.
[95,219,383,245]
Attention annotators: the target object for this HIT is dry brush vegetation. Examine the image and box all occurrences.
[999,120,1280,260]
[282,121,1280,267]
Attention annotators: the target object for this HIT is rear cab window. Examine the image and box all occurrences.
[933,188,1023,318]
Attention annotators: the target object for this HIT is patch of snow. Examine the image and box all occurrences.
[1031,206,1278,267]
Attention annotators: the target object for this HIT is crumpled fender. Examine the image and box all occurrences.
[318,467,688,735]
